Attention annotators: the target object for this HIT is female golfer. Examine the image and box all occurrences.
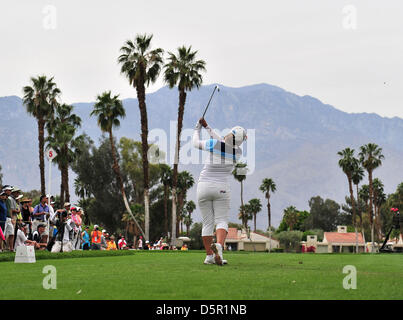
[193,117,247,265]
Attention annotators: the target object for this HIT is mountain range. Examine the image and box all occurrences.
[1,83,402,230]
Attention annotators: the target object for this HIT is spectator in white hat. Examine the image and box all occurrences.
[101,229,108,250]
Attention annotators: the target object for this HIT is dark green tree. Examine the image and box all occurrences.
[283,206,299,231]
[176,171,195,235]
[72,137,126,231]
[305,196,342,232]
[46,103,82,205]
[189,222,203,249]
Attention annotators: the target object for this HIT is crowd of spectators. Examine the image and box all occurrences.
[0,185,189,253]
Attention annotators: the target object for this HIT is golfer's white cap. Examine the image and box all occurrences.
[102,229,106,233]
[231,126,247,146]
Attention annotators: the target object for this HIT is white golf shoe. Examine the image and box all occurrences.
[211,243,224,266]
[204,254,228,265]
[204,255,215,265]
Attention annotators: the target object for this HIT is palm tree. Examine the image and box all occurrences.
[338,148,359,253]
[183,213,193,236]
[121,203,144,246]
[159,164,172,237]
[90,91,144,238]
[232,162,248,226]
[259,178,276,252]
[176,171,195,236]
[248,198,262,232]
[46,103,82,205]
[74,177,91,200]
[118,34,164,241]
[22,75,61,194]
[373,178,386,240]
[238,204,253,231]
[359,143,384,252]
[259,178,276,230]
[185,200,196,220]
[283,206,298,231]
[359,185,370,207]
[164,45,206,246]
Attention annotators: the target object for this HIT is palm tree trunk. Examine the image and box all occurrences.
[136,82,150,241]
[267,196,272,253]
[63,144,70,203]
[254,213,257,232]
[368,170,375,252]
[64,161,70,203]
[176,192,184,236]
[60,165,65,206]
[347,176,358,253]
[38,119,46,195]
[144,189,150,241]
[171,89,187,246]
[267,193,271,230]
[164,185,169,237]
[356,184,364,241]
[171,188,177,244]
[240,181,244,208]
[109,129,145,239]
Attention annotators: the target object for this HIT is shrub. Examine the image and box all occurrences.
[189,222,203,250]
[276,231,303,252]
[306,246,316,253]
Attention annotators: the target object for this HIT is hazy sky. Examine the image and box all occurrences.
[1,0,402,118]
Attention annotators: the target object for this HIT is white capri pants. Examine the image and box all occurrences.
[51,241,73,253]
[197,181,231,237]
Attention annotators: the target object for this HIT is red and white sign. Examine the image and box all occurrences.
[46,148,57,161]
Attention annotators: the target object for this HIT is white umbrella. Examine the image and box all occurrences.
[177,236,191,242]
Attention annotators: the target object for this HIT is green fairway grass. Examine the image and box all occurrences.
[1,251,402,300]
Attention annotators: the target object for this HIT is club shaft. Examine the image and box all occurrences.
[202,86,218,118]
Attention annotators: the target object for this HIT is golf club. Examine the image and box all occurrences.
[202,85,220,119]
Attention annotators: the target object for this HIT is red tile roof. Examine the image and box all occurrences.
[227,228,239,240]
[324,232,364,244]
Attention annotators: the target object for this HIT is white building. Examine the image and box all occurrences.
[313,226,366,253]
[225,228,279,252]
